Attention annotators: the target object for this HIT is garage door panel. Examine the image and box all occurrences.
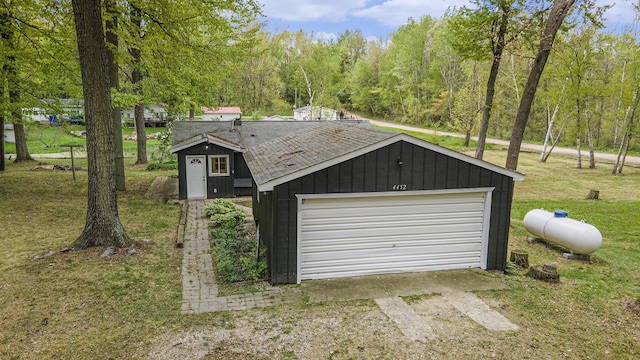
[302,232,481,250]
[302,224,483,241]
[302,203,485,219]
[302,219,484,234]
[302,193,484,209]
[299,191,491,281]
[303,244,483,263]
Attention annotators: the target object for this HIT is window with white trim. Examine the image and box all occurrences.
[208,155,229,176]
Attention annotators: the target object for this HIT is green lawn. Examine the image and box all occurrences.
[3,123,165,156]
[0,142,639,358]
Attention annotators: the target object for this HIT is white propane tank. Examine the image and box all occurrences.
[523,209,602,254]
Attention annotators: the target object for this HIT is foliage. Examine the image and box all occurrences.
[204,199,247,229]
[210,225,267,283]
[154,121,173,163]
[146,161,177,171]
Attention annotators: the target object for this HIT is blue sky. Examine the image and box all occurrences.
[258,0,638,41]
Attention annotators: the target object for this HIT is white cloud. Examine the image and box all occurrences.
[314,31,339,42]
[259,0,368,22]
[598,0,637,25]
[352,0,468,27]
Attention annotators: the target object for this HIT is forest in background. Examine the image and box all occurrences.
[2,0,640,159]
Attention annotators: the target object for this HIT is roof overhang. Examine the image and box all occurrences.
[253,133,524,192]
[171,133,242,153]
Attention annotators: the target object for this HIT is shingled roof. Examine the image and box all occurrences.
[244,122,397,190]
[244,122,524,191]
[171,120,372,151]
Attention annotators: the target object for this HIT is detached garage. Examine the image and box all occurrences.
[244,122,524,284]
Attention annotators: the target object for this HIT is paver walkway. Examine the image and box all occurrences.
[180,200,301,314]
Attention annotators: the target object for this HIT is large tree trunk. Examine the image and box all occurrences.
[475,2,510,160]
[505,0,575,170]
[130,4,147,164]
[71,0,130,248]
[106,0,125,191]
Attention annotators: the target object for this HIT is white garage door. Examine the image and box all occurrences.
[297,189,492,282]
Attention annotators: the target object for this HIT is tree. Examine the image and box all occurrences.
[106,0,126,190]
[505,0,576,170]
[449,0,517,160]
[71,0,130,248]
[1,3,33,163]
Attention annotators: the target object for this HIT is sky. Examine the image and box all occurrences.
[258,0,638,41]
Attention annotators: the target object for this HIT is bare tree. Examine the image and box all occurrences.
[71,0,130,248]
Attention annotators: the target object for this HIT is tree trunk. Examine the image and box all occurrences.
[618,134,631,174]
[1,7,33,163]
[506,0,575,170]
[71,0,130,248]
[541,77,568,162]
[130,4,147,164]
[0,10,7,170]
[106,0,125,191]
[475,3,510,160]
[0,114,5,171]
[11,122,33,162]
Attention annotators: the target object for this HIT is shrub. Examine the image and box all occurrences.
[205,199,246,229]
[146,161,178,171]
[210,225,267,283]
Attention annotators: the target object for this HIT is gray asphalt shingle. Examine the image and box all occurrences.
[244,122,397,186]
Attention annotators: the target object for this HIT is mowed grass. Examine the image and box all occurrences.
[3,123,165,156]
[0,159,189,359]
[0,143,639,358]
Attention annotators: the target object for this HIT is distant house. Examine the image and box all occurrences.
[201,106,242,121]
[122,103,168,127]
[24,99,84,125]
[293,105,337,121]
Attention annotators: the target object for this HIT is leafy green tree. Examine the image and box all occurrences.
[506,0,576,170]
[71,0,130,248]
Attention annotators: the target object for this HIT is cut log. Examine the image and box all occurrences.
[510,250,529,268]
[527,263,560,283]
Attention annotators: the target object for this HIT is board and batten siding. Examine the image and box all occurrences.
[177,143,235,199]
[256,140,515,284]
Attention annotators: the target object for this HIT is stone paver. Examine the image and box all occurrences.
[375,297,436,342]
[180,200,301,314]
[445,292,520,331]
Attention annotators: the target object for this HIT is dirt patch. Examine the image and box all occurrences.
[623,297,640,317]
[145,295,529,360]
[144,175,179,203]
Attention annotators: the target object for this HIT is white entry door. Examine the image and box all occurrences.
[186,155,206,199]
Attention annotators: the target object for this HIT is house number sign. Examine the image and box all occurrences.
[392,184,407,190]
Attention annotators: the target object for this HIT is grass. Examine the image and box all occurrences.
[4,123,165,156]
[1,142,639,358]
[374,125,496,152]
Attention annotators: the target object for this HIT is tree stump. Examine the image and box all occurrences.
[527,263,560,283]
[510,250,529,268]
[587,189,600,200]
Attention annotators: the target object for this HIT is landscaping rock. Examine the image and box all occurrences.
[33,250,54,260]
[100,246,117,258]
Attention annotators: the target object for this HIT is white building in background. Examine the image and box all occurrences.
[293,105,337,121]
[3,124,15,143]
[122,103,168,127]
[201,106,242,121]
